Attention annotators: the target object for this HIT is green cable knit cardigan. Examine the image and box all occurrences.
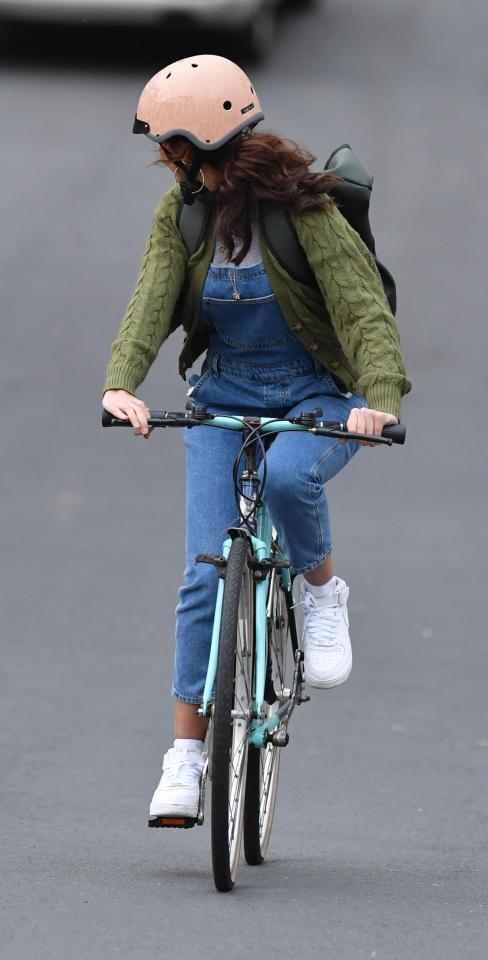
[103,186,411,420]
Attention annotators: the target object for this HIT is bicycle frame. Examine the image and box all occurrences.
[200,415,296,747]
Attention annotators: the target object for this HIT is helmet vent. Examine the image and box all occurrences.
[191,63,199,68]
[250,86,254,94]
[223,101,232,110]
[166,72,171,78]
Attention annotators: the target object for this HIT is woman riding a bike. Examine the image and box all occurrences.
[102,55,411,822]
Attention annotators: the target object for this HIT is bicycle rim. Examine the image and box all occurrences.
[244,566,290,864]
[211,536,254,892]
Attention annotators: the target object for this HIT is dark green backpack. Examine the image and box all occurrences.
[176,143,397,315]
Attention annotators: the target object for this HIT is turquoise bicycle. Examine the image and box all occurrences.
[102,401,405,892]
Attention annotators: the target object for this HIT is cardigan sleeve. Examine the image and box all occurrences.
[293,206,411,419]
[102,192,187,396]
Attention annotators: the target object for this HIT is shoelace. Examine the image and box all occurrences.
[160,751,204,788]
[293,591,346,647]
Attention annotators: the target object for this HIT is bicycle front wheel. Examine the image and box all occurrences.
[244,566,291,865]
[211,535,254,892]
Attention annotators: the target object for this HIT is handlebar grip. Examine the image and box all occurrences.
[102,409,131,427]
[381,424,406,444]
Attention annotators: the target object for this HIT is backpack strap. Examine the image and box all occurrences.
[259,201,316,286]
[177,194,212,256]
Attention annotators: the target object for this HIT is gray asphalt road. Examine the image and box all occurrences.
[1,1,487,957]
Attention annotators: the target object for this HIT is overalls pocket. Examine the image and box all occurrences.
[186,368,212,398]
[322,370,353,398]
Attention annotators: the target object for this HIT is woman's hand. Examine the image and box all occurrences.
[343,407,399,447]
[102,389,152,438]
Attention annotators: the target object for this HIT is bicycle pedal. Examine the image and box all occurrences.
[148,815,199,829]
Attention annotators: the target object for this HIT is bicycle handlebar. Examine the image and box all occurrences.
[312,422,406,445]
[101,407,406,446]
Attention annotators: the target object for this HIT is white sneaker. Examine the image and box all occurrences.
[149,746,205,819]
[300,577,352,688]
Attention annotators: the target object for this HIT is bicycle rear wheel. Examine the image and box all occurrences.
[244,566,291,865]
[211,535,254,892]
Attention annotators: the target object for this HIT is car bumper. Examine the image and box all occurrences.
[0,0,264,27]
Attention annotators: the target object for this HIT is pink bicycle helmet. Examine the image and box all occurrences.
[133,54,264,151]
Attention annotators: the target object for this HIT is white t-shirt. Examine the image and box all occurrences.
[212,222,262,268]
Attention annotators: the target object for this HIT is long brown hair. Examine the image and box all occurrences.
[160,132,338,265]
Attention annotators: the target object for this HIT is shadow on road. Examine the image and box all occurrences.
[129,851,481,903]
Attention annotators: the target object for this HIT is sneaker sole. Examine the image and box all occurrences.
[149,801,199,819]
[305,661,352,689]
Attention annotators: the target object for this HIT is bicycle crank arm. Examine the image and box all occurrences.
[266,649,308,747]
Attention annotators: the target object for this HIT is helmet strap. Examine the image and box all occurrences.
[175,155,205,206]
[178,169,206,206]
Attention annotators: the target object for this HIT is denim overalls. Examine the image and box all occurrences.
[172,254,366,703]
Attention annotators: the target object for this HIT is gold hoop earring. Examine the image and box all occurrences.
[191,169,205,194]
[174,168,205,194]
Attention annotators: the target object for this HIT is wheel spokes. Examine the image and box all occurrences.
[226,564,253,865]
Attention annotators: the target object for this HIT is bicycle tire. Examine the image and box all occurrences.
[211,535,254,892]
[244,566,291,865]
